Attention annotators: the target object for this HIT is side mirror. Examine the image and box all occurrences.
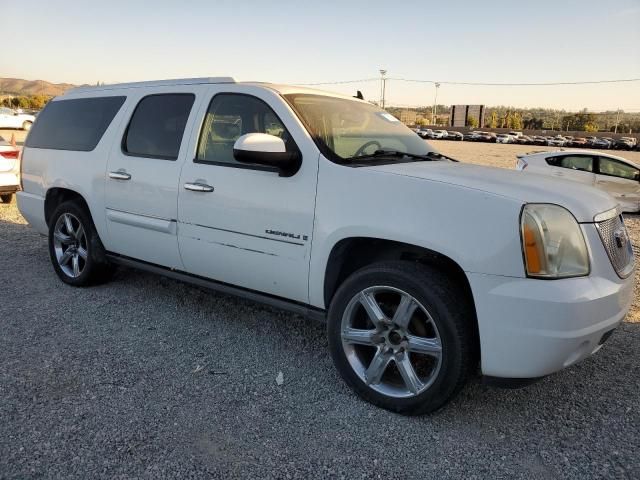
[233,133,301,177]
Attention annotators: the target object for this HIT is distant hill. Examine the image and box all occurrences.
[0,78,80,97]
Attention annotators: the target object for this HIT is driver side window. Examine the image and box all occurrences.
[196,94,293,166]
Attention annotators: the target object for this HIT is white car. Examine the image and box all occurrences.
[431,129,448,139]
[496,134,516,144]
[0,107,36,131]
[516,150,640,212]
[0,136,20,203]
[17,78,635,414]
[417,128,433,139]
[547,135,567,147]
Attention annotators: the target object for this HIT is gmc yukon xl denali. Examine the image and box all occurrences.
[18,78,635,414]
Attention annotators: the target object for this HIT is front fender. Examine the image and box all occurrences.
[308,160,525,308]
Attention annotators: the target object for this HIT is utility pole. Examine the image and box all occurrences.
[379,69,387,109]
[614,109,620,134]
[432,82,440,125]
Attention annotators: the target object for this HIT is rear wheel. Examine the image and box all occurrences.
[48,201,113,286]
[22,121,32,131]
[328,261,475,415]
[0,194,12,204]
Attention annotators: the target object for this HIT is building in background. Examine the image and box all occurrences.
[450,105,485,128]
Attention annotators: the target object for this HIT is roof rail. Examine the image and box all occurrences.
[65,77,236,95]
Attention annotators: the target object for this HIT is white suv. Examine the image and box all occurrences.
[17,78,635,414]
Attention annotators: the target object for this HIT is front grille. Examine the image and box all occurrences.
[596,215,635,278]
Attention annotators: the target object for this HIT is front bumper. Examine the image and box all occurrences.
[468,224,635,379]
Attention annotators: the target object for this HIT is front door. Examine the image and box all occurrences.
[104,90,201,269]
[595,156,640,209]
[177,86,318,303]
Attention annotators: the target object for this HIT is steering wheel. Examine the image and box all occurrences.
[353,140,382,157]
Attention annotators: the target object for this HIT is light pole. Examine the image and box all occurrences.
[432,82,440,125]
[614,108,620,134]
[379,69,387,109]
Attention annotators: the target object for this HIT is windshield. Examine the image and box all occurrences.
[284,94,433,162]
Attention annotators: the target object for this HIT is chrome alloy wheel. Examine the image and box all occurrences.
[341,286,443,398]
[53,213,88,278]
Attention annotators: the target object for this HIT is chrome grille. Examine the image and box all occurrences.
[596,215,635,278]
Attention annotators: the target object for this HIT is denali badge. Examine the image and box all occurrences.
[614,228,629,249]
[265,229,309,241]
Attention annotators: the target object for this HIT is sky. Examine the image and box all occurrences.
[2,0,639,111]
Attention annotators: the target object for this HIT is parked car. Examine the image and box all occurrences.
[516,150,640,212]
[431,129,448,139]
[446,131,463,141]
[515,135,534,145]
[0,136,20,203]
[417,128,433,139]
[496,134,515,144]
[570,137,589,148]
[613,137,636,150]
[475,132,496,143]
[463,131,482,141]
[508,131,523,138]
[547,135,567,147]
[17,78,635,415]
[590,137,611,149]
[532,136,548,146]
[0,107,36,131]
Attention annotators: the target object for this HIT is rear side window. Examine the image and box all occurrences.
[546,155,593,172]
[25,96,125,151]
[122,94,195,160]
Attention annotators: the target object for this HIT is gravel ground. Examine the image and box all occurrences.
[1,197,640,477]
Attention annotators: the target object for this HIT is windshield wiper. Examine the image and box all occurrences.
[344,150,456,162]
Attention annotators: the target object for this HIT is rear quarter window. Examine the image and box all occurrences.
[25,96,126,151]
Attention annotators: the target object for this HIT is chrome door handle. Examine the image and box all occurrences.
[109,171,131,180]
[184,182,214,192]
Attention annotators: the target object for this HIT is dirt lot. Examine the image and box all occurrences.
[1,144,639,479]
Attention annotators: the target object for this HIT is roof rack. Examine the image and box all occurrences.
[65,77,236,94]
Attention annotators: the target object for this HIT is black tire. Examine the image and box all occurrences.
[0,194,13,204]
[327,261,475,415]
[48,201,113,286]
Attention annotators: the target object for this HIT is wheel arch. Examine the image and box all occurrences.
[44,187,91,227]
[323,237,478,347]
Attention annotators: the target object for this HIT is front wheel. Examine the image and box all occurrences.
[327,261,475,415]
[48,201,113,286]
[0,194,13,204]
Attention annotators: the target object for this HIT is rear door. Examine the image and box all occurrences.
[104,88,203,268]
[177,85,318,303]
[595,156,640,208]
[546,154,596,185]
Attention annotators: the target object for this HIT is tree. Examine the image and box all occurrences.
[511,112,523,130]
[489,111,498,128]
[28,94,49,109]
[467,115,479,128]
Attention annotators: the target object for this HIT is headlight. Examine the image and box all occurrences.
[520,204,590,278]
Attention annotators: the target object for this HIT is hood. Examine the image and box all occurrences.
[369,161,618,223]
